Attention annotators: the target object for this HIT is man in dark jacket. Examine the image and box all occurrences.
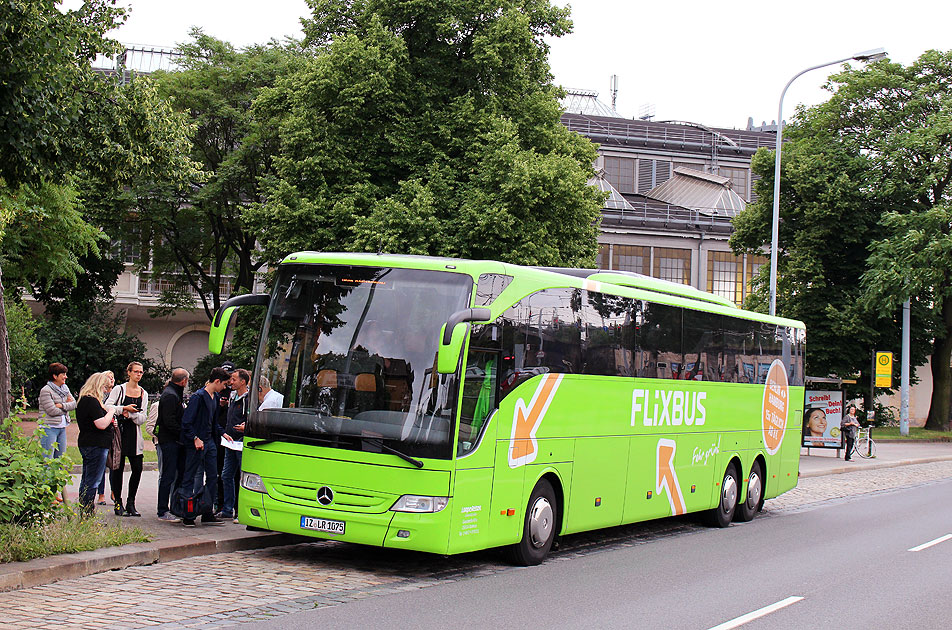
[155,368,189,522]
[179,367,230,526]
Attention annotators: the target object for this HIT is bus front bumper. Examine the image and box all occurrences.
[237,490,453,554]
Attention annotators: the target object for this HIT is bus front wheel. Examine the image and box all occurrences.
[508,478,557,566]
[734,460,764,522]
[706,463,739,528]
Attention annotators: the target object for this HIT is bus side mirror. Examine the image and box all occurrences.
[209,293,271,354]
[437,308,492,374]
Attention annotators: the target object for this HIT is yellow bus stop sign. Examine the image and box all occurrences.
[875,351,893,388]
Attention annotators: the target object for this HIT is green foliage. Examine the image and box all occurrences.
[0,417,72,525]
[4,300,45,396]
[0,510,151,563]
[731,51,952,422]
[33,301,153,394]
[135,31,292,321]
[0,0,126,187]
[246,0,603,267]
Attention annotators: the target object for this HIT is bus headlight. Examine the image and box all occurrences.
[241,472,266,493]
[390,495,449,513]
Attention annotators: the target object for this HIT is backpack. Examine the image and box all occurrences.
[171,485,213,520]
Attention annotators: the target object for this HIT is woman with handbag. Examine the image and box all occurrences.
[105,362,149,517]
[76,372,118,516]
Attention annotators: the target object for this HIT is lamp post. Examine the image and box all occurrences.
[768,48,887,316]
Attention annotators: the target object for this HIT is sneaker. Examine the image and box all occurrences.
[158,511,182,523]
[215,511,234,520]
[201,514,225,526]
[183,518,196,527]
[233,518,240,524]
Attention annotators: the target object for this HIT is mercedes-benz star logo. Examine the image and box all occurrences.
[317,486,334,506]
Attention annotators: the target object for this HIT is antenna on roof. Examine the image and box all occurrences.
[610,75,619,111]
[639,103,655,121]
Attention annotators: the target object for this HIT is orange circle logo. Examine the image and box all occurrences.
[762,359,789,455]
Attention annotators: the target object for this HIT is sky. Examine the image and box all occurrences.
[64,0,952,130]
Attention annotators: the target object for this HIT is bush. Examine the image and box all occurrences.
[33,300,154,393]
[5,298,45,402]
[0,417,72,525]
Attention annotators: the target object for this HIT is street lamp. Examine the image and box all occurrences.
[768,47,887,316]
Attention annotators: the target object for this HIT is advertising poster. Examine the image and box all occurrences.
[803,390,843,448]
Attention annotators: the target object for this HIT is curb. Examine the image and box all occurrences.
[799,454,952,478]
[0,531,308,593]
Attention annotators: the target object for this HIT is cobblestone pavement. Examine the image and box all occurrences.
[3,461,951,630]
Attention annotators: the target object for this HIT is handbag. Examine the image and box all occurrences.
[107,422,122,471]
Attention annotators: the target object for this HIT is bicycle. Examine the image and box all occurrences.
[852,427,876,459]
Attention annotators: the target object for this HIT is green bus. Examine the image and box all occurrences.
[210,252,805,565]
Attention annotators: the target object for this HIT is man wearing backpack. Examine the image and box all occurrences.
[178,367,230,526]
[155,368,189,522]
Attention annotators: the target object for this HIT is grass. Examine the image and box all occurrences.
[869,426,952,441]
[0,512,152,564]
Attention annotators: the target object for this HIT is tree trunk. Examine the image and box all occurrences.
[0,264,11,421]
[925,295,952,430]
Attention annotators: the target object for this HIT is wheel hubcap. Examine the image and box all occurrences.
[528,497,553,548]
[747,472,762,508]
[722,474,737,512]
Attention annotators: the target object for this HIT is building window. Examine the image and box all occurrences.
[708,251,742,304]
[653,248,691,285]
[718,166,749,200]
[706,252,768,306]
[604,156,635,193]
[597,244,610,269]
[613,245,649,275]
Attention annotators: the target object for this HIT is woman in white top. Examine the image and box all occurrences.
[37,362,77,502]
[105,362,149,517]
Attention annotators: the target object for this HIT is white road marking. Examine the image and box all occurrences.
[707,596,804,630]
[908,533,952,552]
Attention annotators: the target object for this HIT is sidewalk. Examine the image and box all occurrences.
[3,441,952,592]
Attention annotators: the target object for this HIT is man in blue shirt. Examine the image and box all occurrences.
[179,367,230,526]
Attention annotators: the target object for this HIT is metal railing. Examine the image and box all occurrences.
[562,116,775,152]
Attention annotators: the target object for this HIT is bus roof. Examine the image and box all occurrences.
[278,252,805,329]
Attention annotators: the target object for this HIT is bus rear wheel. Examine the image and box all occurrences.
[735,461,764,522]
[508,478,557,566]
[706,463,739,528]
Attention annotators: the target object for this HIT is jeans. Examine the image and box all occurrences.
[39,426,67,459]
[157,441,186,517]
[181,443,218,517]
[220,448,243,516]
[78,446,109,514]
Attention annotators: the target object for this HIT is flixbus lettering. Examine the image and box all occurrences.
[630,388,706,427]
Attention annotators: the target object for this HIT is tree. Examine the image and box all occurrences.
[129,32,296,322]
[732,50,952,429]
[244,0,604,266]
[4,300,44,402]
[0,1,200,419]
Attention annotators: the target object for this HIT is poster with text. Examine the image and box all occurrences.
[802,390,843,448]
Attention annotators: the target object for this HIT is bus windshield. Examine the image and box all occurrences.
[250,264,473,460]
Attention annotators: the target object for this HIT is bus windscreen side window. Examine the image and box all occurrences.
[458,323,501,455]
[475,274,513,307]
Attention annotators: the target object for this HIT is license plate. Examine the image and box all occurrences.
[300,516,345,535]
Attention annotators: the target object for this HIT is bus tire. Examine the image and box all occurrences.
[706,463,739,528]
[735,460,764,522]
[508,478,557,566]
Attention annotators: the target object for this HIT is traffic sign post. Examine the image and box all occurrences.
[875,351,893,388]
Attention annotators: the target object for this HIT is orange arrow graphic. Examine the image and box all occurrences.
[508,374,563,467]
[656,438,686,515]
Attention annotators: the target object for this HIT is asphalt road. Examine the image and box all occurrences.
[237,478,952,630]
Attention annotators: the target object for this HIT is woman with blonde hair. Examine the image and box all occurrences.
[76,372,118,516]
[105,362,149,517]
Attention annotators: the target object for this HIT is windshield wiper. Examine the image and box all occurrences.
[363,438,424,469]
[246,439,276,448]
